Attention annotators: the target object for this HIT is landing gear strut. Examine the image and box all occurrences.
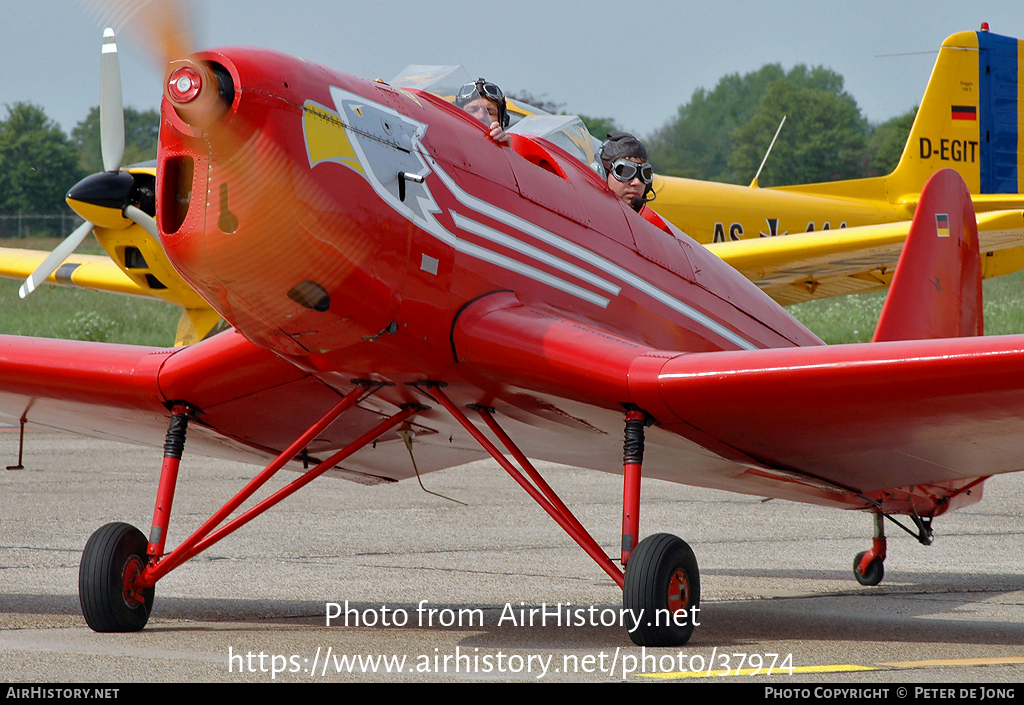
[79,401,193,632]
[419,387,700,647]
[853,507,941,586]
[429,386,702,647]
[618,409,700,646]
[853,513,886,586]
[78,385,415,632]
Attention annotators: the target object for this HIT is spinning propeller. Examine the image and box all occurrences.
[19,28,158,299]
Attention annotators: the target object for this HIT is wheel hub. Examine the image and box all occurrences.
[121,556,146,607]
[667,569,690,614]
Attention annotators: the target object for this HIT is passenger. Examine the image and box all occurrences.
[456,78,511,145]
[601,131,681,237]
[600,132,655,213]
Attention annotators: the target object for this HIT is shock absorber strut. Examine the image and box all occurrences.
[148,403,192,558]
[621,407,649,565]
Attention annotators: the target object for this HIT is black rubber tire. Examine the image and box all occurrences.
[79,522,154,632]
[853,550,885,586]
[623,533,700,646]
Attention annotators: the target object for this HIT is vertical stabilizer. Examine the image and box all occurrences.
[873,169,982,342]
[887,28,1022,200]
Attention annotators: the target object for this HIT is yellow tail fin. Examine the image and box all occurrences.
[889,28,1023,202]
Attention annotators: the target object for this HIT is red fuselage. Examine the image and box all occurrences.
[158,49,945,512]
[157,48,820,387]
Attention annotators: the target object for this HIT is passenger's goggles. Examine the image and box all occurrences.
[457,80,504,105]
[609,159,654,184]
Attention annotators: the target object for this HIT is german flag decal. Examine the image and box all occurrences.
[936,213,950,237]
[951,105,977,121]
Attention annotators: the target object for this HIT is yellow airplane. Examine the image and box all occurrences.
[0,29,221,347]
[0,164,222,346]
[657,26,1024,304]
[3,26,1023,330]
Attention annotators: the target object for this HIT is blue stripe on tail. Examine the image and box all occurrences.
[978,31,1018,193]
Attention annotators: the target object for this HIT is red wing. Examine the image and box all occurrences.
[630,336,1024,492]
[0,335,173,447]
[0,331,329,465]
[0,331,486,479]
[454,294,1022,512]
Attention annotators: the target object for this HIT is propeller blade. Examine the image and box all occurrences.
[19,221,95,299]
[124,205,158,240]
[100,28,125,173]
[80,1,194,70]
[147,1,194,69]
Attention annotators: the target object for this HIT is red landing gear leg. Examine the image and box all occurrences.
[854,513,887,586]
[617,408,701,647]
[426,386,700,647]
[424,384,625,586]
[620,409,646,565]
[5,415,25,470]
[79,384,416,632]
[79,402,192,633]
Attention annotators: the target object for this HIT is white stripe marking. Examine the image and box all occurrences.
[452,212,621,295]
[428,155,758,350]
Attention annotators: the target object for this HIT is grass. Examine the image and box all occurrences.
[3,237,1024,348]
[0,237,180,347]
[788,291,885,344]
[788,269,1024,343]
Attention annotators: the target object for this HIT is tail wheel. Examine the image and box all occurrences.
[79,522,155,632]
[853,550,885,586]
[623,533,700,646]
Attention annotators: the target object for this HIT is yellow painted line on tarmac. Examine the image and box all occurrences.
[639,664,874,679]
[880,656,1024,668]
[638,656,1024,680]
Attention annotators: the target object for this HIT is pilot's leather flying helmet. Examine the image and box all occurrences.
[600,132,655,204]
[456,78,510,128]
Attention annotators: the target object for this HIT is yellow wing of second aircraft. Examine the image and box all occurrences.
[707,209,1024,305]
[0,247,143,297]
[2,158,224,346]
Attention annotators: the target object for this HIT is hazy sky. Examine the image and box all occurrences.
[4,0,1023,140]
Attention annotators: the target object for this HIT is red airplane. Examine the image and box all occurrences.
[2,27,1023,647]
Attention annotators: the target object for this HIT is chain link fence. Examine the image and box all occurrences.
[0,213,85,239]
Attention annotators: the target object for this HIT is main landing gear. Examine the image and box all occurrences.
[79,382,698,646]
[422,386,699,647]
[618,408,699,647]
[78,386,421,632]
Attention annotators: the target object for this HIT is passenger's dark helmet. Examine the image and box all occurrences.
[599,131,648,170]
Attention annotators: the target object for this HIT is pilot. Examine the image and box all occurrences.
[600,132,656,213]
[456,78,511,145]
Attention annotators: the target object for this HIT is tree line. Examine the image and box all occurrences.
[1,62,915,218]
[569,64,914,187]
[641,63,916,186]
[0,104,157,217]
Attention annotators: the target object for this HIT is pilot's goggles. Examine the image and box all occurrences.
[609,159,654,184]
[457,79,505,105]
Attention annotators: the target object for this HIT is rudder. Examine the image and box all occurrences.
[888,28,1022,201]
[873,169,982,342]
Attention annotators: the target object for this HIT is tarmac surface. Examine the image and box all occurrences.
[1,431,1023,683]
